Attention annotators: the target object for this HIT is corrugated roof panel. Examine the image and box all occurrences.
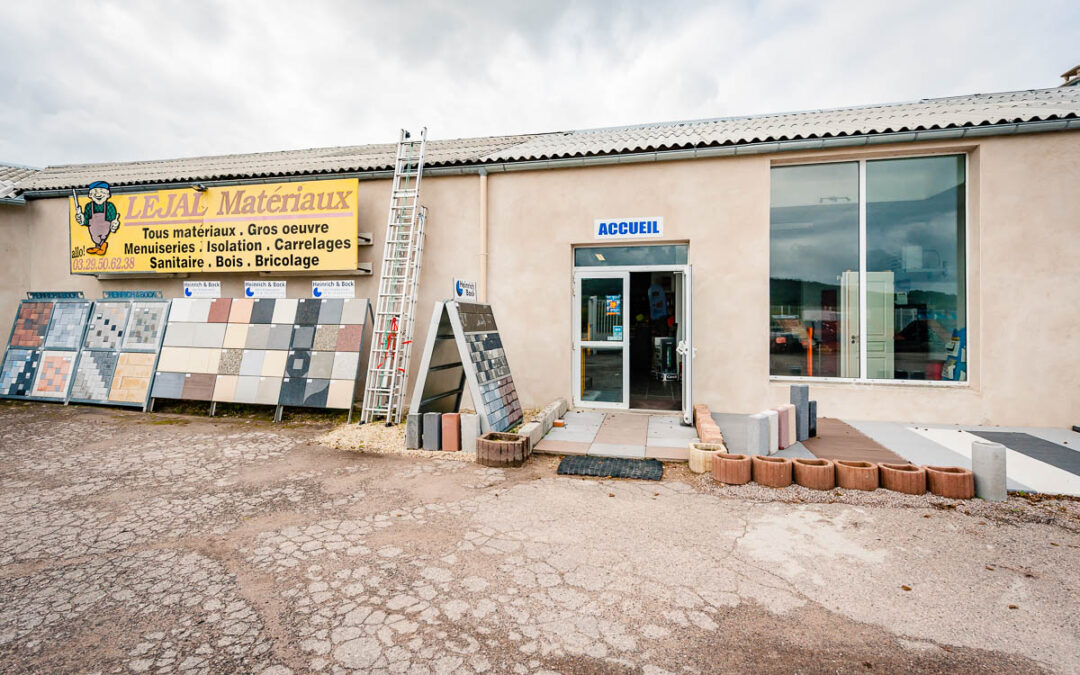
[17,86,1080,193]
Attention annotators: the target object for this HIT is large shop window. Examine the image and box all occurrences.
[769,155,967,382]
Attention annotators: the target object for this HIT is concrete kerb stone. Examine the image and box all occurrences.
[422,412,442,451]
[746,413,770,456]
[790,384,810,441]
[519,422,543,450]
[972,440,1007,502]
[555,397,568,418]
[460,413,480,453]
[405,413,422,450]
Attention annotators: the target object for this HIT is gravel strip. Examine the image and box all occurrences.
[317,422,476,463]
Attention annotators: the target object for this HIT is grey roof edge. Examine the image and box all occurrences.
[16,86,1080,195]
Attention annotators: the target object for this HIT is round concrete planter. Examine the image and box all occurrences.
[476,432,530,468]
[835,461,878,491]
[879,463,927,495]
[925,466,975,499]
[688,442,726,473]
[793,458,835,491]
[752,455,793,488]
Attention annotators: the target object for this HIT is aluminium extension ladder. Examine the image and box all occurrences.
[360,129,428,425]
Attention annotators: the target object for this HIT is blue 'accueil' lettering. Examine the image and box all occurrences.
[598,222,608,235]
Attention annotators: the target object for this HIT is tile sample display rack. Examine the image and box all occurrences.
[69,298,171,410]
[0,292,169,409]
[149,297,372,422]
[1,293,90,402]
[410,300,523,434]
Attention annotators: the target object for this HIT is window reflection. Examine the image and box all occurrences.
[769,162,860,377]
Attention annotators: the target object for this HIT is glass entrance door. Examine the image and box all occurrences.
[573,271,629,408]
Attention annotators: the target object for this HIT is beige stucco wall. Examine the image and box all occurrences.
[3,130,1078,426]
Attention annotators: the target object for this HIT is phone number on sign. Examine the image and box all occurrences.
[71,256,137,272]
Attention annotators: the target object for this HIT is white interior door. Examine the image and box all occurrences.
[865,271,895,379]
[840,270,860,377]
[573,271,629,408]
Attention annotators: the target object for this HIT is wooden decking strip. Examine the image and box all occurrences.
[801,418,907,464]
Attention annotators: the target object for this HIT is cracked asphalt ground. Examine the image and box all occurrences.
[1,404,1078,674]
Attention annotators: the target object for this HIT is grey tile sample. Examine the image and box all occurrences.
[317,299,343,325]
[340,299,368,325]
[295,299,321,325]
[239,350,267,376]
[191,323,227,348]
[84,303,130,350]
[70,350,119,401]
[150,371,185,399]
[234,376,260,404]
[123,302,168,350]
[279,377,307,406]
[286,350,312,378]
[290,326,315,350]
[250,299,276,324]
[163,323,196,347]
[44,301,91,350]
[266,324,293,350]
[303,379,329,407]
[1,349,40,397]
[308,351,335,379]
[245,324,271,349]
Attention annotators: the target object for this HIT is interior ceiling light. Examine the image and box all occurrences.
[595,253,605,261]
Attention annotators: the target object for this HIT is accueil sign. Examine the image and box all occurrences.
[69,178,360,275]
[593,217,664,240]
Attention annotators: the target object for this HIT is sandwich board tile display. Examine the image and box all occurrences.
[410,301,522,434]
[68,299,171,409]
[151,297,370,417]
[2,298,93,402]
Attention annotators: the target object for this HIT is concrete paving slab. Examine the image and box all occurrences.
[533,439,590,455]
[589,443,646,459]
[645,445,691,461]
[541,428,599,443]
[775,442,816,460]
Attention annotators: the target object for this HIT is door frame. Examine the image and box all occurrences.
[571,263,693,421]
[572,270,629,409]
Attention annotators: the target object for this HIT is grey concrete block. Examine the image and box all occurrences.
[791,385,810,441]
[460,413,480,453]
[808,400,817,437]
[541,407,557,433]
[519,422,543,449]
[746,413,770,456]
[555,398,568,418]
[972,440,1007,502]
[423,412,442,451]
[765,410,779,454]
[406,413,422,450]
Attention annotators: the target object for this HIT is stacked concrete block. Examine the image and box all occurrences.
[781,404,796,446]
[808,401,818,437]
[746,413,770,456]
[532,398,570,436]
[972,441,1007,502]
[460,413,480,453]
[442,413,461,452]
[406,413,423,450]
[790,384,810,441]
[774,407,789,450]
[519,421,543,449]
[423,412,442,451]
[765,410,779,454]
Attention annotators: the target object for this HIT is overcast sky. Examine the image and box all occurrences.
[2,0,1076,168]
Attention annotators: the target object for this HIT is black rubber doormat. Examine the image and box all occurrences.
[557,456,664,481]
[969,431,1080,477]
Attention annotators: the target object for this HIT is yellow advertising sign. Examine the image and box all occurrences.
[69,178,360,274]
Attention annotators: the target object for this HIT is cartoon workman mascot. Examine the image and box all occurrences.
[74,181,120,255]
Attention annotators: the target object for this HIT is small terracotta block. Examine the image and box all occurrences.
[752,455,793,488]
[441,413,461,452]
[879,463,927,495]
[793,458,835,490]
[553,419,565,428]
[835,460,879,491]
[925,466,975,499]
[713,453,751,485]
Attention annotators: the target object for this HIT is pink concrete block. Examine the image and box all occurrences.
[441,413,461,452]
[774,407,790,449]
